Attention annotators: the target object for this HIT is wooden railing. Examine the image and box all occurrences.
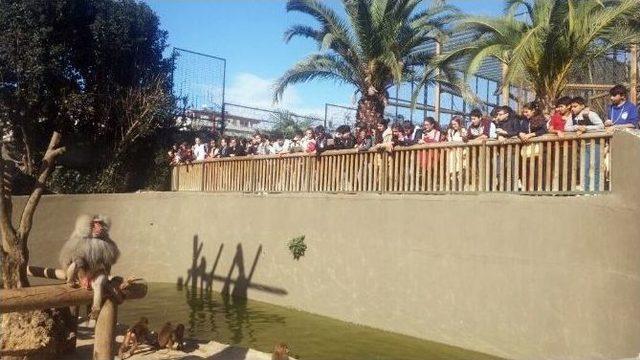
[172,132,613,195]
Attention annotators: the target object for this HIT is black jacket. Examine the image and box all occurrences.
[335,135,356,149]
[497,115,522,137]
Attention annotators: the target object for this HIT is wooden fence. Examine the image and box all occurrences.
[172,132,612,195]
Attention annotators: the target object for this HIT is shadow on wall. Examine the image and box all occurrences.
[178,235,288,298]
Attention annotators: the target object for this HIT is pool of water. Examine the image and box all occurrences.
[117,283,504,360]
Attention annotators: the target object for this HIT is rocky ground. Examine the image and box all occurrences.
[61,321,273,360]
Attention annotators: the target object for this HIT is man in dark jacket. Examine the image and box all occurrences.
[334,125,355,149]
[494,106,521,140]
[314,125,333,154]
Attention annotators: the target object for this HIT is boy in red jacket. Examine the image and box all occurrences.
[548,96,572,137]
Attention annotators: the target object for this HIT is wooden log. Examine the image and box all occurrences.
[0,281,147,313]
[94,298,117,360]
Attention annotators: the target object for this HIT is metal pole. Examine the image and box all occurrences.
[324,103,328,128]
[220,57,227,136]
[434,40,442,123]
[423,80,429,119]
[630,44,638,104]
[410,79,414,122]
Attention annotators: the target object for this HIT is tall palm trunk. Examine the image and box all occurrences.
[356,93,387,127]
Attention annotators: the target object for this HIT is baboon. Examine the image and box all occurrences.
[118,317,155,359]
[157,322,185,351]
[59,214,120,319]
[272,342,290,360]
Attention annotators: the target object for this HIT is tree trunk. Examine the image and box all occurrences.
[2,243,30,289]
[356,93,387,127]
[1,132,70,359]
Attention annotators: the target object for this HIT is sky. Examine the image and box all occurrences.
[147,0,505,119]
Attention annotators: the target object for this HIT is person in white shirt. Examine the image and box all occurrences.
[272,135,291,154]
[192,137,208,161]
[256,135,274,155]
[565,96,604,134]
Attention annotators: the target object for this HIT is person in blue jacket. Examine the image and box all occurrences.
[605,84,638,128]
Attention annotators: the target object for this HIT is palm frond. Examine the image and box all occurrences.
[273,53,359,102]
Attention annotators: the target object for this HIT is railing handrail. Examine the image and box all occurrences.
[171,130,624,194]
[172,131,615,165]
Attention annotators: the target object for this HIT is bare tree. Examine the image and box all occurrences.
[1,131,66,358]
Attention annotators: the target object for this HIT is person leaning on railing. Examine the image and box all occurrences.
[446,116,467,142]
[354,127,373,151]
[566,96,605,190]
[494,106,521,141]
[565,97,604,134]
[334,125,356,149]
[548,96,572,137]
[466,109,496,143]
[418,117,444,144]
[518,102,548,142]
[605,84,638,130]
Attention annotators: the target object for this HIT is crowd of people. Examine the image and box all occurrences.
[168,84,638,166]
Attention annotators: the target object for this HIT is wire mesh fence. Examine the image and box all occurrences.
[172,47,226,113]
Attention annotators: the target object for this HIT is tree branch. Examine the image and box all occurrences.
[0,151,16,252]
[18,124,33,175]
[17,131,65,240]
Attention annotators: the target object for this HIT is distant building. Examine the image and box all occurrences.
[175,108,264,138]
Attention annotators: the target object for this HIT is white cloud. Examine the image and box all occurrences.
[225,72,324,118]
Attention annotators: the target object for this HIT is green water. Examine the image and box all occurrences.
[117,283,504,360]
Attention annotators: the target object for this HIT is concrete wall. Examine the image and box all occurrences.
[19,131,640,360]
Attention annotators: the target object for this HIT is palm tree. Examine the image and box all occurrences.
[268,110,316,138]
[273,0,460,126]
[441,0,640,111]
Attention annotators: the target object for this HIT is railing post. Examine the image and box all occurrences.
[380,151,388,194]
[201,163,206,192]
[174,166,180,191]
[93,299,117,360]
[479,143,487,191]
[305,156,312,192]
[250,158,257,193]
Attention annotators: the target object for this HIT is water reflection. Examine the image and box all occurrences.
[118,283,506,360]
[183,283,286,346]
